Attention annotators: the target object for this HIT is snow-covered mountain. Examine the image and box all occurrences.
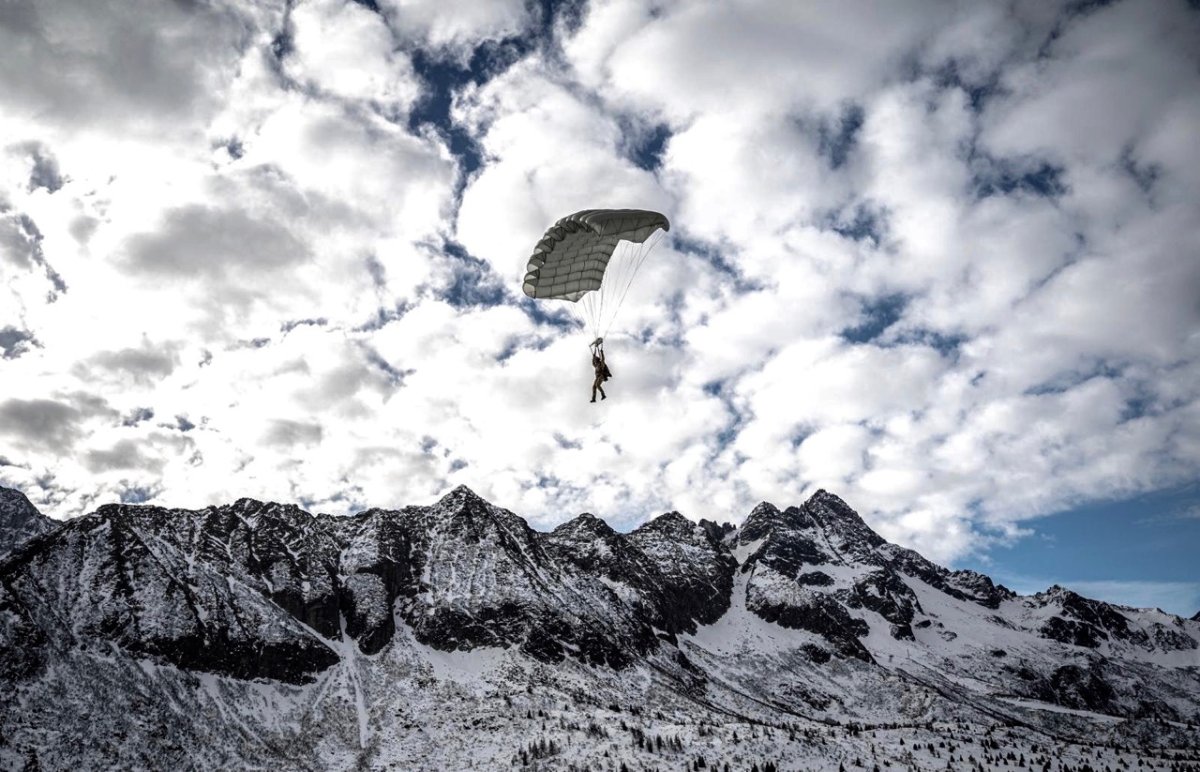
[1,484,1197,770]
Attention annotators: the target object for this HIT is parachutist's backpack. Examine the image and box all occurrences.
[601,362,613,381]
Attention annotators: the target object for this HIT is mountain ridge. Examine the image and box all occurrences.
[2,483,1198,769]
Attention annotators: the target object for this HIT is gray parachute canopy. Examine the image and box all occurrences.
[522,209,670,302]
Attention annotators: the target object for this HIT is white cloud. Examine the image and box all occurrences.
[379,0,531,55]
[0,0,249,135]
[285,0,421,107]
[572,0,940,120]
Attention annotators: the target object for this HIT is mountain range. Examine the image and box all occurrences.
[1,484,1198,770]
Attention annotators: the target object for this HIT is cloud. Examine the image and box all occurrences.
[84,438,162,473]
[83,343,179,387]
[0,0,248,134]
[380,0,532,55]
[0,0,1196,583]
[0,210,66,300]
[0,326,40,359]
[0,397,85,454]
[262,419,324,448]
[6,141,65,193]
[123,204,310,280]
[284,0,421,107]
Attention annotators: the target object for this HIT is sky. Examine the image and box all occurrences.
[1,0,1198,614]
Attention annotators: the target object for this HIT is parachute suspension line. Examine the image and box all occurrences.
[566,296,591,338]
[576,292,600,340]
[599,229,665,339]
[602,241,640,336]
[599,240,638,337]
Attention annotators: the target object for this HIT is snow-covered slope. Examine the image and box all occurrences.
[2,485,1197,770]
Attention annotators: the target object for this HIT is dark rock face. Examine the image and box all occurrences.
[337,507,418,654]
[0,583,47,680]
[319,488,658,668]
[698,518,735,544]
[0,486,744,683]
[748,581,872,661]
[1021,662,1118,713]
[735,491,919,655]
[0,504,341,684]
[194,498,344,640]
[796,571,834,587]
[628,511,738,632]
[1034,586,1148,649]
[1041,616,1105,649]
[544,512,669,632]
[881,546,1013,609]
[396,488,570,658]
[846,569,918,641]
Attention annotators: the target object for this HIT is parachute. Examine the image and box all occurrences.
[522,209,669,340]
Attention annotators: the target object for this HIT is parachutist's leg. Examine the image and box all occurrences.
[591,376,600,403]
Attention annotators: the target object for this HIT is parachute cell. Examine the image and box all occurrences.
[522,209,669,338]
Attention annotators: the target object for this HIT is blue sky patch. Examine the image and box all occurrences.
[121,408,154,427]
[0,326,40,359]
[624,121,671,171]
[818,104,864,170]
[827,204,886,246]
[961,483,1200,615]
[841,293,908,344]
[437,240,508,309]
[974,159,1068,199]
[118,485,156,504]
[891,328,967,359]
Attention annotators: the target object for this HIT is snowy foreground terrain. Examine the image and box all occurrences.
[1,485,1198,770]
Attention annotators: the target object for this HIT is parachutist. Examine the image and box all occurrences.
[520,210,667,404]
[590,343,611,403]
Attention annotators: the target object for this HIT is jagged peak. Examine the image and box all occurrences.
[447,483,481,498]
[552,512,617,538]
[751,500,780,515]
[746,501,781,521]
[0,486,57,561]
[1,486,41,517]
[1192,610,1200,622]
[698,518,735,544]
[804,488,858,517]
[738,501,792,543]
[436,484,490,508]
[633,510,697,537]
[424,485,537,543]
[802,489,883,545]
[230,497,304,512]
[1039,584,1076,599]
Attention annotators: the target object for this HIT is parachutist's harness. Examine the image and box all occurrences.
[591,342,612,382]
